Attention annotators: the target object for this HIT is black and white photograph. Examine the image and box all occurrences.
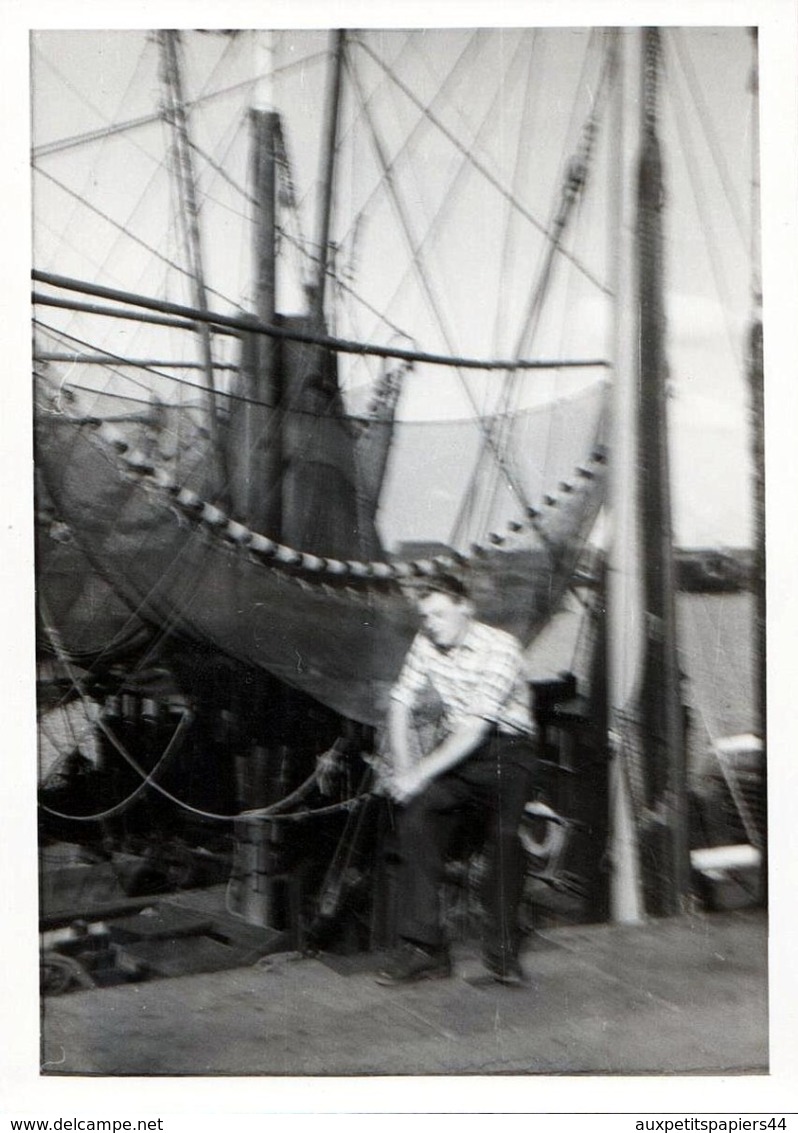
[4,0,798,1117]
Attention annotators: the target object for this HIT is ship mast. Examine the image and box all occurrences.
[241,29,282,535]
[158,30,224,496]
[608,28,692,920]
[635,28,690,916]
[606,28,645,924]
[311,29,346,327]
[230,30,346,536]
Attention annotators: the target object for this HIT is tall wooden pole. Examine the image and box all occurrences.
[245,104,283,536]
[158,31,224,496]
[606,27,645,924]
[636,28,690,916]
[311,30,346,327]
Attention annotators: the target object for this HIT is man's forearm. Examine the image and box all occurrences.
[416,718,489,784]
[387,699,414,774]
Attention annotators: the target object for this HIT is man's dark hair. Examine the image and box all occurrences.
[414,572,470,603]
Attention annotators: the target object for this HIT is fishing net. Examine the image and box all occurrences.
[34,355,607,726]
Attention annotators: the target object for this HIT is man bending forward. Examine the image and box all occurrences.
[377,573,537,986]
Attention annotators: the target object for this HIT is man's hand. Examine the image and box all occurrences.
[388,763,430,804]
[386,715,491,804]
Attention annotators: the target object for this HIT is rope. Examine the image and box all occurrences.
[39,589,373,827]
[310,766,375,924]
[39,618,371,826]
[240,792,370,824]
[39,707,193,823]
[237,769,322,820]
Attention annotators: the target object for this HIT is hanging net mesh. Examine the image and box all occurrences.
[34,339,607,727]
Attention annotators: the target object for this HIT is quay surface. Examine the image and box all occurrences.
[40,907,767,1078]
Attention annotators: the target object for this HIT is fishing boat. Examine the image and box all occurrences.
[32,27,764,975]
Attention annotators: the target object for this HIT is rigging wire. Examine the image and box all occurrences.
[48,159,172,358]
[36,318,608,434]
[33,218,139,302]
[330,31,480,383]
[32,36,609,837]
[35,32,246,393]
[34,165,238,312]
[336,31,480,259]
[477,35,608,549]
[274,123,316,300]
[490,30,540,368]
[282,32,422,298]
[333,30,483,390]
[32,49,331,159]
[354,34,611,299]
[338,32,492,369]
[485,37,607,535]
[453,34,610,545]
[373,33,511,315]
[37,309,380,570]
[159,30,224,479]
[38,378,202,412]
[669,30,748,252]
[346,35,538,521]
[39,287,603,616]
[35,38,196,379]
[34,321,185,402]
[662,36,746,380]
[534,53,608,534]
[34,46,603,593]
[33,37,157,256]
[37,310,376,689]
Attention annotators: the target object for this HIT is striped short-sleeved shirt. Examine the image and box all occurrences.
[391,619,535,738]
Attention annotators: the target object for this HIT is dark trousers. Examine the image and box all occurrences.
[394,732,535,963]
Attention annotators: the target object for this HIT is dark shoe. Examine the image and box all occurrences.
[375,941,452,985]
[484,953,528,986]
